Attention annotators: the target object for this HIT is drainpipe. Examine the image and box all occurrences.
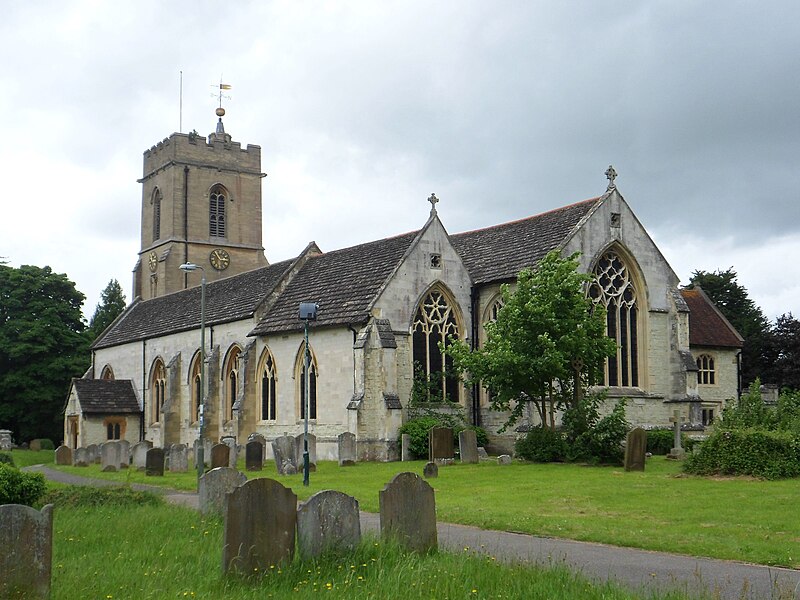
[470,286,480,427]
[141,340,146,442]
[736,350,742,399]
[348,325,358,395]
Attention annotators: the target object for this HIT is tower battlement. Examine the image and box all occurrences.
[143,132,262,176]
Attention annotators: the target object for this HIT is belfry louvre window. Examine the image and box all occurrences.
[412,289,460,402]
[209,186,226,237]
[152,188,162,242]
[589,251,640,387]
[697,354,715,385]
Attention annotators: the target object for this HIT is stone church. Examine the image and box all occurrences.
[63,112,743,459]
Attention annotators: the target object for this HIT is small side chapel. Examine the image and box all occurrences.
[63,113,743,458]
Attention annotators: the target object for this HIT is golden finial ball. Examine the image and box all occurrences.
[216,107,226,117]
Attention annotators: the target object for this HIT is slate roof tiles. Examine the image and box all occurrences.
[680,288,744,348]
[71,379,140,414]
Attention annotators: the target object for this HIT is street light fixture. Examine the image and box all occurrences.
[179,262,206,480]
[299,302,318,487]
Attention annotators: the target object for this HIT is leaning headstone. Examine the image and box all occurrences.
[429,427,454,463]
[117,440,131,468]
[54,445,72,466]
[379,472,437,552]
[168,444,189,472]
[272,435,296,474]
[145,447,165,476]
[297,490,361,559]
[221,435,238,468]
[337,431,357,466]
[100,441,120,472]
[294,432,317,472]
[423,461,438,478]
[86,443,101,464]
[222,478,297,574]
[401,433,411,461]
[245,440,263,471]
[477,447,489,460]
[132,441,153,470]
[73,447,90,467]
[210,443,231,469]
[624,428,647,472]
[667,410,686,460]
[497,454,512,465]
[199,467,246,516]
[0,504,53,599]
[458,429,479,464]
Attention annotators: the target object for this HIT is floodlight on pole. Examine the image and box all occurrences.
[179,262,206,481]
[299,302,318,487]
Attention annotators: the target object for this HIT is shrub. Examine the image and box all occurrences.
[684,429,800,479]
[38,439,55,451]
[39,485,164,508]
[515,427,566,462]
[562,392,629,464]
[398,413,489,459]
[646,429,695,455]
[0,463,47,506]
[0,452,14,467]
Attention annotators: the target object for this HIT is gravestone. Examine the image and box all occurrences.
[624,428,647,472]
[0,429,13,450]
[29,439,45,452]
[118,440,131,468]
[132,441,153,470]
[477,447,489,460]
[54,445,72,466]
[401,433,411,461]
[458,429,479,464]
[100,441,121,472]
[272,435,296,474]
[667,410,686,460]
[294,432,317,472]
[210,443,230,469]
[0,503,53,599]
[379,472,437,552]
[222,435,239,468]
[429,427,454,463]
[337,432,357,466]
[169,443,189,472]
[193,437,213,470]
[423,461,438,478]
[73,447,90,467]
[223,478,297,574]
[199,467,246,516]
[86,443,101,464]
[145,447,165,476]
[247,433,266,464]
[297,490,361,559]
[497,454,512,465]
[245,440,263,471]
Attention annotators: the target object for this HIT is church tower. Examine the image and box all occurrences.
[133,107,268,300]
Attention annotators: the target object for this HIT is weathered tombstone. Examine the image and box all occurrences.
[222,435,239,468]
[423,461,438,478]
[297,490,361,559]
[210,443,230,469]
[86,443,101,464]
[458,429,479,464]
[401,433,411,461]
[169,443,189,472]
[337,431,357,466]
[272,435,296,474]
[477,447,489,460]
[0,504,53,599]
[54,445,72,466]
[199,467,246,516]
[0,429,13,450]
[145,447,165,476]
[222,478,297,574]
[132,441,153,470]
[294,432,317,472]
[497,454,512,465]
[247,433,266,464]
[100,441,120,472]
[29,439,43,452]
[193,437,213,469]
[379,472,437,552]
[624,428,647,472]
[117,440,131,468]
[73,447,90,467]
[245,440,263,471]
[429,427,454,463]
[667,410,686,460]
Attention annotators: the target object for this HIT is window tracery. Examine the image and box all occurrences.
[224,346,241,422]
[697,354,715,385]
[297,349,317,420]
[412,288,460,402]
[260,350,277,421]
[150,359,166,424]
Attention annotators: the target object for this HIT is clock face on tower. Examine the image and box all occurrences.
[148,251,158,272]
[210,248,231,271]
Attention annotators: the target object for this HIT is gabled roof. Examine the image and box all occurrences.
[93,260,294,349]
[681,288,744,348]
[250,231,420,335]
[450,197,601,284]
[70,379,140,414]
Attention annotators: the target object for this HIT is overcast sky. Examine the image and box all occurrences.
[2,1,798,322]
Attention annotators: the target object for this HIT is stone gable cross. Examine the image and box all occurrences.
[428,193,439,216]
[605,165,617,190]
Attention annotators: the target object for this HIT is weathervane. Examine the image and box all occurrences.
[605,165,617,191]
[428,193,439,216]
[211,77,232,110]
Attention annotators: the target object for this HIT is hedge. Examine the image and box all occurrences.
[684,429,800,479]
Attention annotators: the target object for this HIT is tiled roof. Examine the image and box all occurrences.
[72,379,140,414]
[681,288,744,348]
[93,261,294,349]
[250,231,419,335]
[450,197,600,284]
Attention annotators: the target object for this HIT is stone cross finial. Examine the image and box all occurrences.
[428,193,439,216]
[605,165,617,190]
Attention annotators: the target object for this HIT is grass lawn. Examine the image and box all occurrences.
[44,453,800,568]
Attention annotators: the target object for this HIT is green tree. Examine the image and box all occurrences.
[769,313,800,391]
[0,265,91,443]
[688,268,770,386]
[88,279,127,339]
[446,251,616,430]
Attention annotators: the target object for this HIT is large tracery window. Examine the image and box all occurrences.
[151,359,166,424]
[412,288,461,403]
[589,250,640,387]
[260,350,277,421]
[209,185,226,238]
[697,354,715,385]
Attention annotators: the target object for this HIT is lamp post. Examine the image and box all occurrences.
[180,262,206,480]
[298,302,318,487]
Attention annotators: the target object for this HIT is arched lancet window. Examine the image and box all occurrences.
[480,295,505,404]
[190,352,202,423]
[296,347,317,420]
[412,287,461,403]
[104,419,123,440]
[259,349,277,421]
[150,359,166,424]
[209,185,227,238]
[152,188,162,242]
[589,250,640,387]
[100,365,115,380]
[697,354,715,385]
[223,346,241,422]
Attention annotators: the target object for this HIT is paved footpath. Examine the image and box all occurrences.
[26,465,800,600]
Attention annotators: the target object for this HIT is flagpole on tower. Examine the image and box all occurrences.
[179,70,183,133]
